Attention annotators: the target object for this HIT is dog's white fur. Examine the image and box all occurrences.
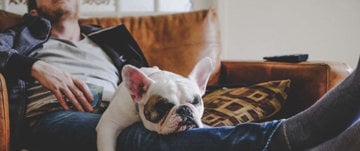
[96,57,214,151]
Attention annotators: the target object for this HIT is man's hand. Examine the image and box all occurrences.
[31,61,94,112]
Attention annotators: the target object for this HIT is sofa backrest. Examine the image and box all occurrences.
[0,9,222,85]
[0,10,23,32]
[79,9,222,85]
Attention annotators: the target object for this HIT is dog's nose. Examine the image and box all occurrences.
[176,105,192,116]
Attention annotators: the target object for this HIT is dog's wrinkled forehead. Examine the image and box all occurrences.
[146,71,202,102]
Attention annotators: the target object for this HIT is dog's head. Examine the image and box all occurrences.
[121,57,214,134]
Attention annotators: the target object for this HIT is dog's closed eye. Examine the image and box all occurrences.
[144,96,174,123]
[191,95,201,106]
[155,98,174,117]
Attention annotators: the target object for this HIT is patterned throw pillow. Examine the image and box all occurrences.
[201,80,291,127]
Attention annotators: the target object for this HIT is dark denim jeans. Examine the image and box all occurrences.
[27,111,283,151]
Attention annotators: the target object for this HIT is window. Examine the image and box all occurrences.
[0,1,3,10]
[81,0,192,16]
[1,0,193,16]
[157,0,192,12]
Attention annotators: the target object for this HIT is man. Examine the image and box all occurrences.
[1,0,148,150]
[1,0,360,150]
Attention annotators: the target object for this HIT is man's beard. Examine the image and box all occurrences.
[37,6,78,23]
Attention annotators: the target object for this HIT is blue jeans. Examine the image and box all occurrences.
[27,111,283,151]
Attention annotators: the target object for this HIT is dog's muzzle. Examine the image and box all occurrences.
[176,106,199,130]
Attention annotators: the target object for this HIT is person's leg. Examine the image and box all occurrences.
[28,111,101,151]
[117,120,284,151]
[27,110,283,151]
[270,56,360,151]
[305,119,360,151]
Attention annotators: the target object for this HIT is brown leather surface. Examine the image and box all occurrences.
[0,10,22,32]
[220,61,351,119]
[79,9,222,85]
[0,73,10,151]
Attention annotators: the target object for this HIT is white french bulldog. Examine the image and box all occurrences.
[96,57,214,151]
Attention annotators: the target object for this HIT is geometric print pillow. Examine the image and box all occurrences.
[201,79,291,127]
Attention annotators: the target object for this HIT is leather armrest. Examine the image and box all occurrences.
[0,73,10,151]
[219,60,352,119]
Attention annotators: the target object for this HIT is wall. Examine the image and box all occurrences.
[217,0,360,68]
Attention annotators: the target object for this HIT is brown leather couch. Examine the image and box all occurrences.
[0,9,352,151]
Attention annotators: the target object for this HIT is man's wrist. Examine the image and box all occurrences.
[31,60,43,79]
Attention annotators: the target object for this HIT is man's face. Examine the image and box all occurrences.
[35,0,80,21]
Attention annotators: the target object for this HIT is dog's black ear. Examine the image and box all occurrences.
[122,65,154,102]
[188,57,215,95]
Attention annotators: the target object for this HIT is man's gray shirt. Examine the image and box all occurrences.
[26,35,119,120]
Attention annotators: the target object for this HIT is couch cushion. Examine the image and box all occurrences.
[79,9,222,85]
[220,61,352,119]
[201,79,291,127]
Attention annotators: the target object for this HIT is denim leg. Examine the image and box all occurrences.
[27,110,282,151]
[117,120,284,151]
[28,110,101,151]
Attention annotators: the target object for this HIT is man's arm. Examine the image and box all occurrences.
[0,20,46,82]
[0,20,94,112]
[2,32,95,112]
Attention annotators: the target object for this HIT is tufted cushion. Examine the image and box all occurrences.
[201,80,291,127]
